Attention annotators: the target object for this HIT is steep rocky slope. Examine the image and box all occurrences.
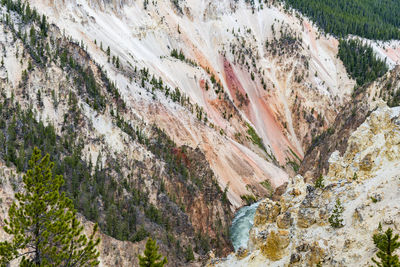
[0,0,359,263]
[0,163,145,267]
[0,2,231,265]
[300,66,400,181]
[26,0,361,206]
[1,0,400,266]
[27,0,400,206]
[211,101,400,266]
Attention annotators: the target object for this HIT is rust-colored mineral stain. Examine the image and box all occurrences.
[303,21,318,53]
[223,59,250,114]
[385,46,400,63]
[199,78,206,89]
[223,57,301,164]
[171,147,191,168]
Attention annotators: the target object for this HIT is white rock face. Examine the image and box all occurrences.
[26,0,359,206]
[211,103,400,266]
[328,101,400,182]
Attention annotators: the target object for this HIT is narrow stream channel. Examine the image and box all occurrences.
[229,201,260,251]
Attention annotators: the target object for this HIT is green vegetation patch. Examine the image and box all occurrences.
[260,180,273,197]
[246,123,266,151]
[284,0,400,40]
[241,194,257,205]
[338,39,388,86]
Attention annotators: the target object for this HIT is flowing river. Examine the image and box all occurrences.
[229,201,260,251]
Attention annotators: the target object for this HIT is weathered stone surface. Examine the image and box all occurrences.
[296,243,310,253]
[360,153,373,171]
[305,243,324,266]
[213,104,400,267]
[272,182,288,201]
[261,230,290,261]
[297,208,316,228]
[235,247,249,260]
[290,253,301,264]
[276,212,292,229]
[254,199,281,227]
[301,186,319,208]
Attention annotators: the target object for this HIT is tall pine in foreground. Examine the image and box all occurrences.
[372,227,400,267]
[139,237,167,267]
[0,147,100,266]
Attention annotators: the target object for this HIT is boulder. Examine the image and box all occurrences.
[276,212,292,229]
[297,208,316,228]
[254,199,281,226]
[261,230,290,261]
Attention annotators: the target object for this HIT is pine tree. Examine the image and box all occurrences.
[329,198,344,228]
[0,147,100,266]
[372,227,400,267]
[185,244,195,262]
[116,56,120,69]
[138,237,167,267]
[314,175,324,189]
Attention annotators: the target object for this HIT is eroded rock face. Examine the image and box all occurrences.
[296,208,316,228]
[276,212,292,229]
[260,230,290,261]
[236,247,249,260]
[328,101,400,182]
[253,200,281,227]
[299,67,400,181]
[211,103,400,266]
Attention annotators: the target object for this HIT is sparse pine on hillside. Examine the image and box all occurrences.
[314,175,324,189]
[138,238,168,267]
[0,147,100,266]
[185,244,195,262]
[329,198,344,228]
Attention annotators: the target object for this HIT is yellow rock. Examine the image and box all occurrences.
[305,242,324,265]
[297,208,316,228]
[360,153,373,171]
[261,230,290,261]
[254,200,281,227]
[235,248,249,260]
[276,212,292,229]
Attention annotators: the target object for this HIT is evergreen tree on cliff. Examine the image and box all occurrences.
[372,227,400,267]
[0,147,100,266]
[139,237,167,267]
[329,198,344,228]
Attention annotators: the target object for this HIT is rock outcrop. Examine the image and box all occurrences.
[300,66,400,181]
[1,0,400,265]
[211,103,400,266]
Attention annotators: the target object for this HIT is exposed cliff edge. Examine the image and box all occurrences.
[1,0,400,265]
[28,0,361,206]
[211,102,400,266]
[300,66,400,181]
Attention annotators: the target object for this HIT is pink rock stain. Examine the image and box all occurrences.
[223,57,301,164]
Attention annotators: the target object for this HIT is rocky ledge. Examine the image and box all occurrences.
[210,102,400,266]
